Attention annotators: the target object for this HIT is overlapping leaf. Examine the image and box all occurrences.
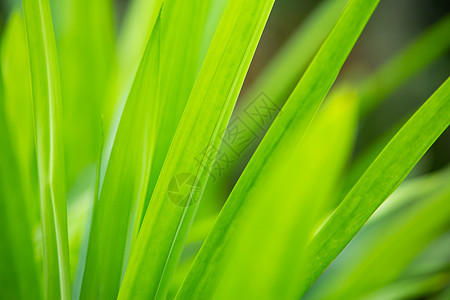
[177,0,381,297]
[118,0,276,298]
[79,15,161,299]
[22,0,70,297]
[298,76,450,297]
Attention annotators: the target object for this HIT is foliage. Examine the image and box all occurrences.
[0,0,449,299]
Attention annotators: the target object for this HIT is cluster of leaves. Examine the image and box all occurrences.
[0,0,449,299]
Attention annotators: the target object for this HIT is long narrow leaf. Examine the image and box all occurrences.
[1,10,39,240]
[134,0,216,239]
[79,14,161,300]
[0,34,41,300]
[118,0,276,298]
[22,0,70,297]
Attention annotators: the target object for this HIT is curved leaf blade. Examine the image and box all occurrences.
[22,0,70,297]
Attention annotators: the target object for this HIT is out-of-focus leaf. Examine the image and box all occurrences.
[134,0,216,240]
[0,32,41,300]
[22,0,70,297]
[359,14,450,115]
[239,0,348,112]
[0,10,39,237]
[319,186,450,299]
[117,0,163,89]
[55,0,116,187]
[363,272,450,300]
[298,76,450,297]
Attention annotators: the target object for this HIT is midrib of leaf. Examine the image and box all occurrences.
[298,76,450,297]
[176,0,381,297]
[22,0,70,298]
[118,0,275,298]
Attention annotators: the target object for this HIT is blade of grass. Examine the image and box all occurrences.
[22,0,70,298]
[118,0,276,298]
[55,0,116,187]
[98,0,162,197]
[134,0,216,240]
[177,0,381,297]
[1,10,39,239]
[298,76,450,297]
[79,14,161,300]
[0,40,42,300]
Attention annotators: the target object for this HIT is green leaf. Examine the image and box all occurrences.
[118,0,276,298]
[79,14,162,300]
[1,10,39,239]
[177,0,380,297]
[117,0,163,88]
[22,0,70,297]
[134,0,217,240]
[298,76,450,297]
[362,272,450,300]
[55,0,116,186]
[0,22,41,298]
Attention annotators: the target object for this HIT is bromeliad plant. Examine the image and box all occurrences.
[0,0,449,299]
